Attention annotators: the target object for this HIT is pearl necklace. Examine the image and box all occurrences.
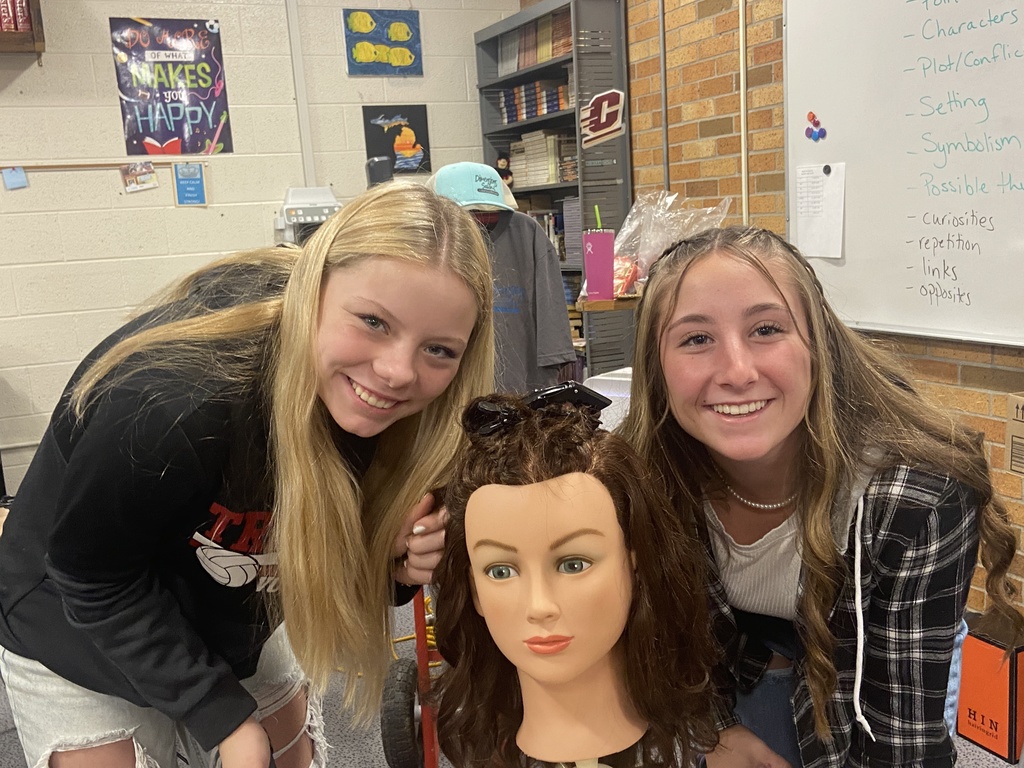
[712,464,797,511]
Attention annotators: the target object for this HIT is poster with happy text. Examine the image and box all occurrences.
[110,18,233,156]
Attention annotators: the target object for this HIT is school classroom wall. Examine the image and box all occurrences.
[615,0,1024,611]
[0,0,520,492]
[3,0,1021,611]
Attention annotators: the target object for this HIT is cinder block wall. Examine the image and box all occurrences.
[0,0,520,492]
[622,0,1024,610]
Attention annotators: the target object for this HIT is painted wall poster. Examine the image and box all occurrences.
[344,9,422,77]
[362,106,431,175]
[110,18,233,156]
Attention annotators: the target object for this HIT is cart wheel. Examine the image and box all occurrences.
[381,658,423,768]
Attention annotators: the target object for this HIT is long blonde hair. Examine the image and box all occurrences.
[620,226,1021,737]
[72,181,495,720]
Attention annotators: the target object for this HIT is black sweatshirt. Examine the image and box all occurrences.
[0,318,377,749]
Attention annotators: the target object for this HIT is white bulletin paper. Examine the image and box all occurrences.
[795,163,845,259]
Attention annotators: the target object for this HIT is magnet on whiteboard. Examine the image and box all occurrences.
[823,165,831,175]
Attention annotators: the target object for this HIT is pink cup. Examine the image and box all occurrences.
[583,229,615,300]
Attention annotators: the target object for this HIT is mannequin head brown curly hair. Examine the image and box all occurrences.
[433,393,720,768]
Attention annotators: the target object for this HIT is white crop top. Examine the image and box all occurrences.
[704,500,801,621]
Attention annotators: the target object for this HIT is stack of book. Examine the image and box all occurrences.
[562,196,583,268]
[509,141,528,187]
[521,129,571,186]
[496,79,571,125]
[557,136,578,183]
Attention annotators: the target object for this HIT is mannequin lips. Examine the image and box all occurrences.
[525,635,573,655]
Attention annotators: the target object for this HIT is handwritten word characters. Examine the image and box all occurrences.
[919,8,1019,40]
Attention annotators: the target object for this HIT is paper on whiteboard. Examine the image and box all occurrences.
[795,163,845,259]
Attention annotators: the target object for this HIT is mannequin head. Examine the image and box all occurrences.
[466,472,633,692]
[434,391,720,768]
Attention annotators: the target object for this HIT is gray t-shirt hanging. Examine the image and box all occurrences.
[482,211,576,394]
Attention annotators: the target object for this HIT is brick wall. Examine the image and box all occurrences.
[621,0,1024,610]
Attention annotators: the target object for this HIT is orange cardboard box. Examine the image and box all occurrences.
[1007,392,1024,475]
[958,612,1024,762]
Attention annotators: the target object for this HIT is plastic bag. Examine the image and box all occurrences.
[613,191,731,296]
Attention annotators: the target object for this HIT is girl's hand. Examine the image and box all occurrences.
[705,725,792,768]
[219,717,273,768]
[392,492,447,585]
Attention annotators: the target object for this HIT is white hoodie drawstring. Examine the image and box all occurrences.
[852,494,876,742]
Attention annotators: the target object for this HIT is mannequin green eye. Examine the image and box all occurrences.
[485,564,517,580]
[557,557,592,575]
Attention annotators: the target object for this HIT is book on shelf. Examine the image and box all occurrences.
[498,30,519,77]
[536,13,553,64]
[13,0,29,30]
[491,9,571,81]
[496,78,570,125]
[517,20,537,70]
[528,210,561,254]
[517,129,574,187]
[509,141,528,185]
[0,0,16,32]
[557,136,578,182]
[551,8,573,57]
[562,196,583,267]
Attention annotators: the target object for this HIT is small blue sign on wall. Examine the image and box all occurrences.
[173,163,207,206]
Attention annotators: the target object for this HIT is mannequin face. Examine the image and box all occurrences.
[465,473,633,688]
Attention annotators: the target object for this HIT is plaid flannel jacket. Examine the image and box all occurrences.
[706,464,979,768]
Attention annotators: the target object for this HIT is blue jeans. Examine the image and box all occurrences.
[944,618,968,735]
[734,666,802,768]
[731,617,967,767]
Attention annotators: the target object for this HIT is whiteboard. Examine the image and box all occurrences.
[785,0,1023,348]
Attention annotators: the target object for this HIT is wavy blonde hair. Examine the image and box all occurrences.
[71,181,495,720]
[619,225,1021,737]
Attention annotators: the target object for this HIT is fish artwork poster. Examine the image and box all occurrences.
[344,9,422,77]
[110,18,233,156]
[362,105,431,175]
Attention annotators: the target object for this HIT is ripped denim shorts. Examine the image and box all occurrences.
[0,624,326,768]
